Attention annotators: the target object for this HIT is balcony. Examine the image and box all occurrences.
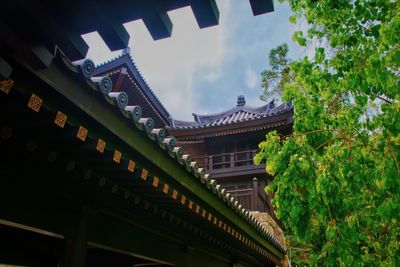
[224,181,272,212]
[193,150,266,178]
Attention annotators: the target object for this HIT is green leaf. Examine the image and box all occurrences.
[315,47,325,63]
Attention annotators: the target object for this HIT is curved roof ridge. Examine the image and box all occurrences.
[169,118,198,128]
[193,106,240,124]
[169,101,292,130]
[94,53,171,122]
[192,102,273,124]
[242,103,270,114]
[124,53,171,119]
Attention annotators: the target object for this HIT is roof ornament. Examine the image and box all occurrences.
[268,99,275,110]
[237,95,246,106]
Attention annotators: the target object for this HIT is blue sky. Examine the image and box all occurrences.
[83,1,305,120]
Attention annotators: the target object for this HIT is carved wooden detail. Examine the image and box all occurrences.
[180,195,186,205]
[141,169,148,180]
[162,183,169,194]
[54,111,67,128]
[172,189,177,199]
[152,176,159,187]
[76,126,88,141]
[96,138,105,153]
[27,93,43,112]
[0,79,13,94]
[128,160,135,172]
[113,150,121,163]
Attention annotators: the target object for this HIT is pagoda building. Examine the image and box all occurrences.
[0,1,288,266]
[93,50,294,223]
[168,96,293,216]
[94,51,294,218]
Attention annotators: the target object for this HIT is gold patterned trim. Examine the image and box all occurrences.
[152,176,159,187]
[96,138,105,153]
[76,126,88,141]
[202,209,206,218]
[113,150,121,163]
[172,189,178,199]
[27,93,43,112]
[0,79,13,94]
[128,160,135,172]
[163,183,169,194]
[54,111,67,128]
[141,169,148,180]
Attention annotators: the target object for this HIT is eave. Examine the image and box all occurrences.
[1,48,286,264]
[168,110,293,141]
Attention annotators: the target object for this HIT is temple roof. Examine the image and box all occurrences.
[94,51,170,127]
[51,48,286,255]
[170,96,292,129]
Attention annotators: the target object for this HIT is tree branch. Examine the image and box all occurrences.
[370,93,394,104]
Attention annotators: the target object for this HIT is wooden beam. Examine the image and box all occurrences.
[190,0,219,28]
[86,0,130,51]
[59,208,91,267]
[0,57,12,79]
[0,20,53,70]
[249,0,274,16]
[142,3,173,40]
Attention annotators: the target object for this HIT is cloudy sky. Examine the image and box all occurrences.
[83,1,305,121]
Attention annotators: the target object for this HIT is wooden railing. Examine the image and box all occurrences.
[194,149,260,171]
[224,178,272,212]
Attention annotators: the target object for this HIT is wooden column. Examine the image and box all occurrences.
[208,155,213,171]
[59,207,92,267]
[184,245,195,267]
[252,178,258,211]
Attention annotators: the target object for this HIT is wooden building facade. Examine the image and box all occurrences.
[0,1,286,267]
[168,96,293,217]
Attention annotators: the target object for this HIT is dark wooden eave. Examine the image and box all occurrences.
[0,47,286,265]
[1,0,274,66]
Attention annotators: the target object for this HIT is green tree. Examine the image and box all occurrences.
[260,43,293,102]
[255,0,400,266]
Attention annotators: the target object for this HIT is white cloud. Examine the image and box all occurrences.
[82,1,301,120]
[122,5,231,120]
[244,66,258,90]
[82,3,232,121]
